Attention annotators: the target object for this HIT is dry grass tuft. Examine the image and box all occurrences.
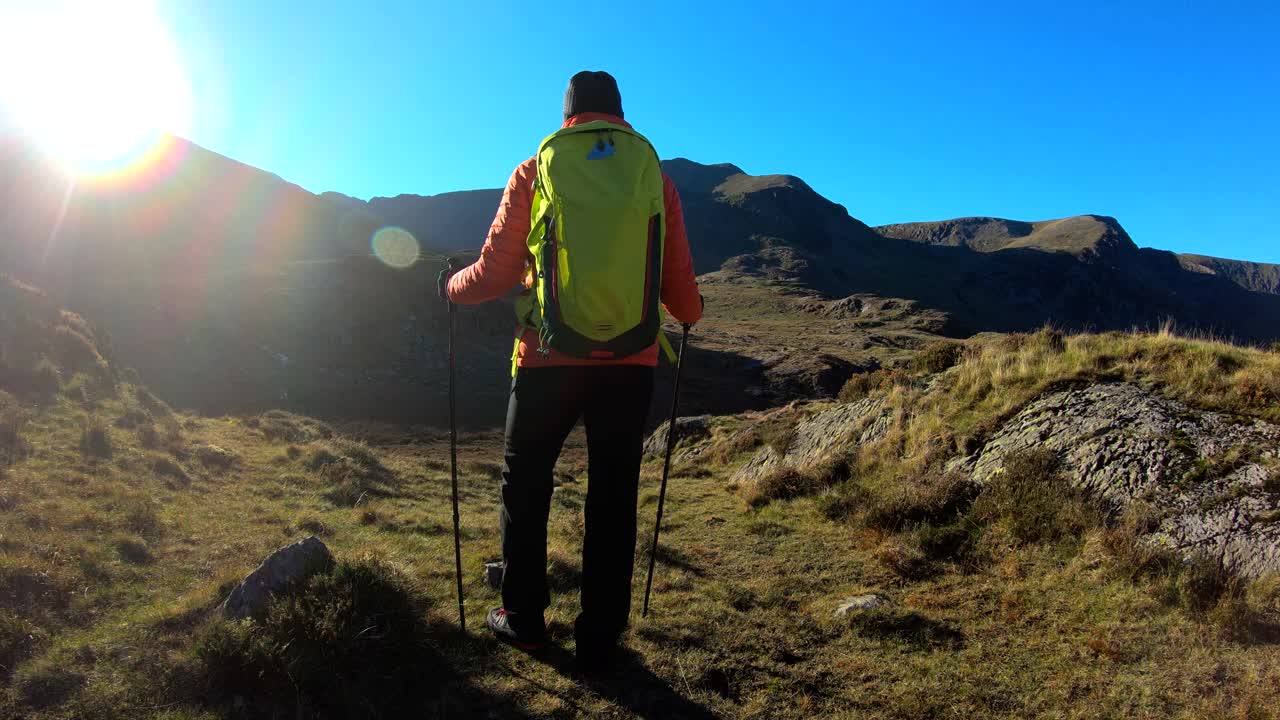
[78,417,113,459]
[257,410,334,443]
[1099,502,1174,580]
[195,444,238,469]
[875,536,934,579]
[113,536,153,565]
[0,408,32,467]
[306,440,397,506]
[747,467,820,508]
[151,456,190,487]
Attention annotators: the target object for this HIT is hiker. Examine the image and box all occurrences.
[439,71,702,667]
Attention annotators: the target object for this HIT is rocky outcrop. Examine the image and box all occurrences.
[644,416,714,459]
[732,399,890,486]
[762,354,862,400]
[963,383,1280,577]
[222,536,335,620]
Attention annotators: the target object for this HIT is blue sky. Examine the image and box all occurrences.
[162,1,1277,262]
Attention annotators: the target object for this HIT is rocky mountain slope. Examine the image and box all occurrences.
[1179,253,1280,295]
[878,215,1280,298]
[2,134,1278,422]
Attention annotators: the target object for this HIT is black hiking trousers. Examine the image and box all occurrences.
[499,364,655,650]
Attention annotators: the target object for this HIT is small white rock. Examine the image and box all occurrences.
[835,593,891,616]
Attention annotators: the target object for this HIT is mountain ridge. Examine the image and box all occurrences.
[2,133,1279,422]
[874,215,1139,260]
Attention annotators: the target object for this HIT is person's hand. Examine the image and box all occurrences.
[438,259,458,303]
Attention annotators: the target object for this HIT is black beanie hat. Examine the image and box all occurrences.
[563,71,623,120]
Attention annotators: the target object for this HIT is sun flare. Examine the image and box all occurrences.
[0,0,192,177]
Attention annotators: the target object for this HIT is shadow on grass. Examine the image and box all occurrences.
[528,645,719,720]
[846,607,965,651]
[653,544,707,578]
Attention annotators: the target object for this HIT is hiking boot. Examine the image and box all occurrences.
[486,607,546,652]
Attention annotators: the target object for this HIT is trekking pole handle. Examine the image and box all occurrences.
[439,257,460,305]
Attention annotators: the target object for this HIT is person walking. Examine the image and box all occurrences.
[440,70,702,668]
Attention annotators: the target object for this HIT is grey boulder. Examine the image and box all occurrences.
[222,536,335,620]
[733,398,890,487]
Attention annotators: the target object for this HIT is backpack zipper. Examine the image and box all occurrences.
[536,214,556,358]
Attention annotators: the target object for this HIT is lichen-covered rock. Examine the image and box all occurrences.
[733,398,889,486]
[222,536,335,620]
[643,415,714,459]
[963,383,1280,577]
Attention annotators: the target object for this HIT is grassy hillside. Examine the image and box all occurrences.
[3,279,1279,718]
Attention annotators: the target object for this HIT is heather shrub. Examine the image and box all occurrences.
[912,341,964,374]
[970,449,1100,545]
[193,560,451,718]
[863,471,979,531]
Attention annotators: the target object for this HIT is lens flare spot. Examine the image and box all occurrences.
[371,227,420,269]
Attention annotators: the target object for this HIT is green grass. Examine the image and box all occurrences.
[1,380,1277,718]
[2,312,1280,717]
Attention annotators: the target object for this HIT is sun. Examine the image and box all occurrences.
[0,0,192,177]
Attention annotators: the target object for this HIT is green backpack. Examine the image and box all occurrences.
[516,120,671,364]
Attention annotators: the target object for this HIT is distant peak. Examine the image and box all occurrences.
[661,158,744,175]
[660,158,746,194]
[713,173,813,198]
[875,214,1137,258]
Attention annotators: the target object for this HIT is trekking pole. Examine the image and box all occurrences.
[446,259,466,631]
[642,322,692,618]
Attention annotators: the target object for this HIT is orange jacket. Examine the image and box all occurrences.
[446,113,702,368]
